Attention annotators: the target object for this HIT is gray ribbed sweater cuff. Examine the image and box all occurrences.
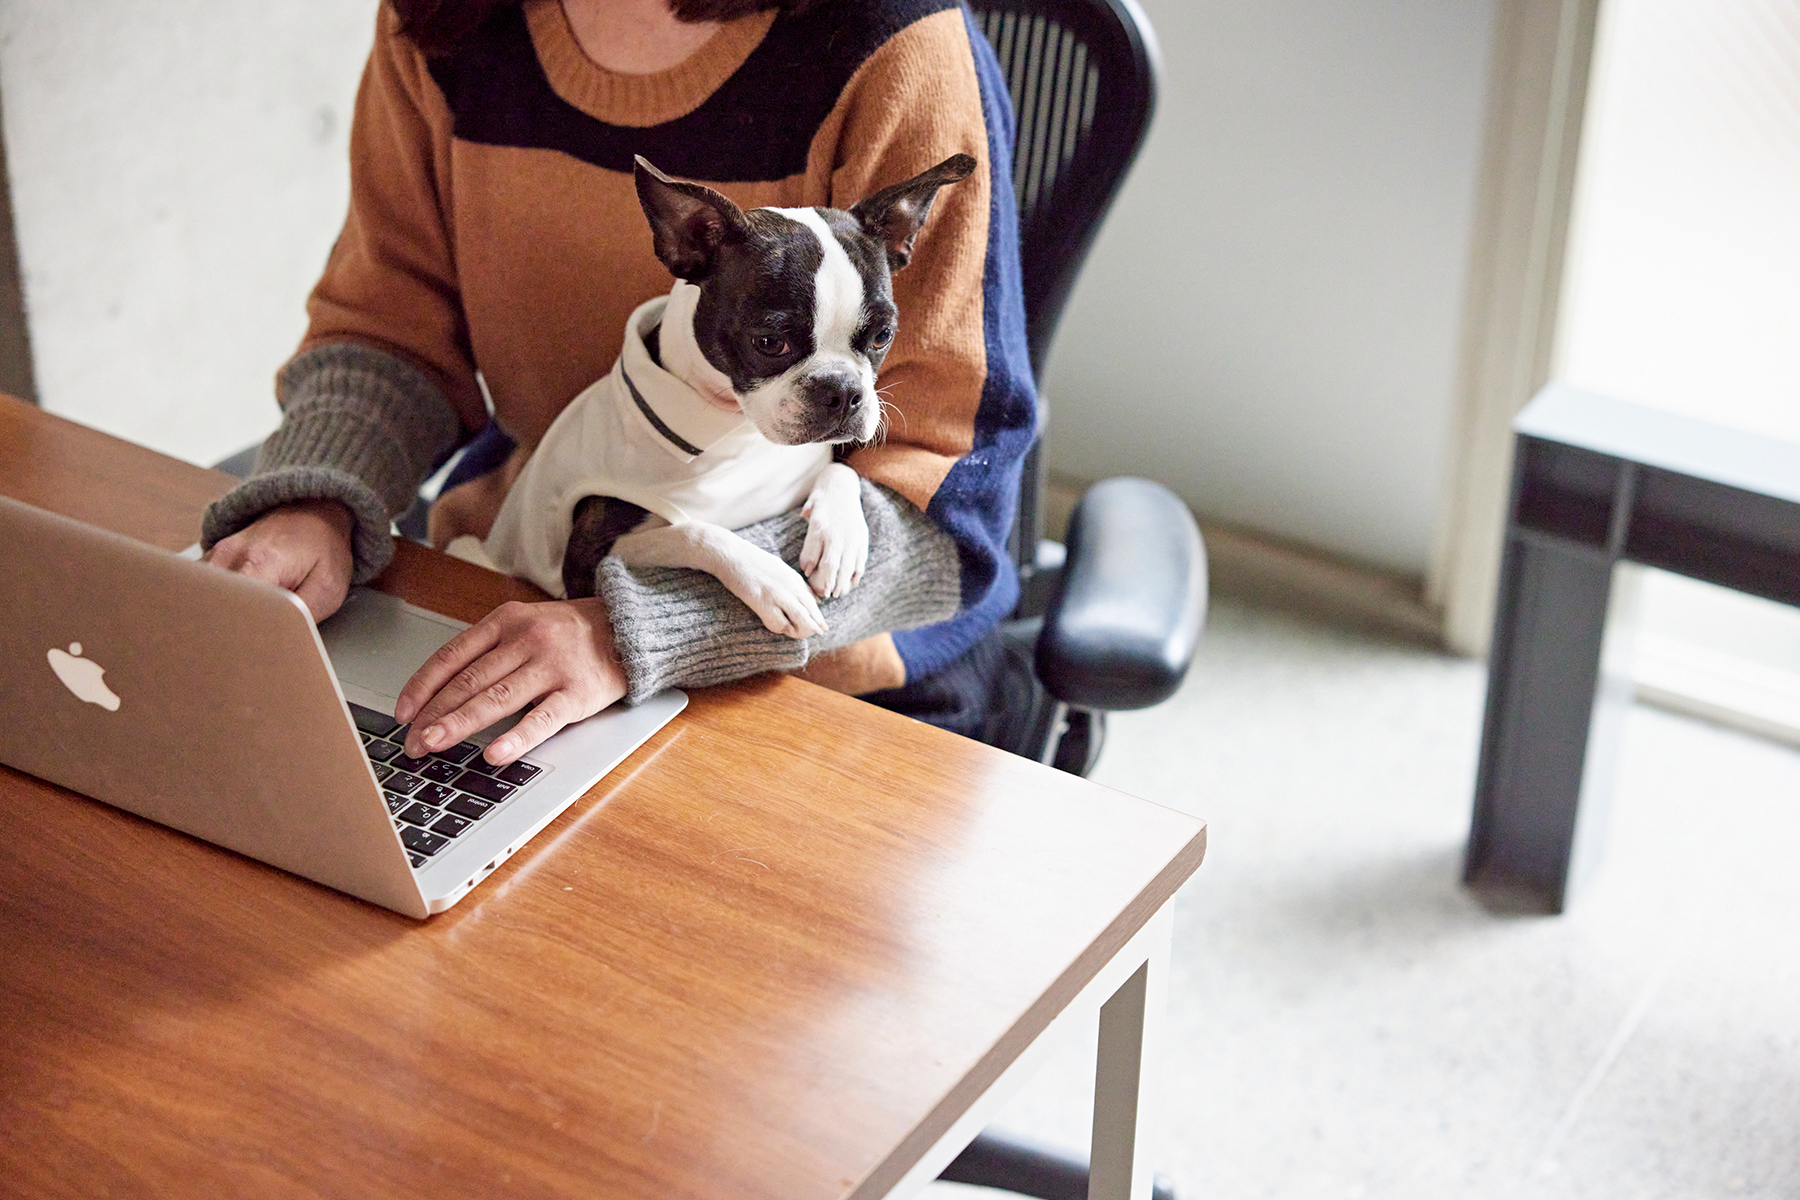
[200,344,462,584]
[601,481,961,704]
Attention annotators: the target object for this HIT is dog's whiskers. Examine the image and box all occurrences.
[871,398,910,447]
[874,388,908,435]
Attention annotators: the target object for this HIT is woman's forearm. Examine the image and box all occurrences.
[200,343,462,583]
[600,481,961,703]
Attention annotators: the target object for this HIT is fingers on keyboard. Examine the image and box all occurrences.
[362,723,544,866]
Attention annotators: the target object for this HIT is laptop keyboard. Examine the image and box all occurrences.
[348,702,543,870]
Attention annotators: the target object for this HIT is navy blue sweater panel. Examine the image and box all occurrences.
[890,5,1037,680]
[426,0,959,181]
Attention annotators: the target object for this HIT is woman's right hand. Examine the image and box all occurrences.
[204,499,357,622]
[394,597,628,766]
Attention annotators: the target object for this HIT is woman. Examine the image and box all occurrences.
[203,0,1036,765]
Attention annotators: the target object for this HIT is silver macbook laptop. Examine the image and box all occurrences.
[0,495,685,918]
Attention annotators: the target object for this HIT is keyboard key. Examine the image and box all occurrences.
[391,752,431,773]
[462,755,501,776]
[397,802,439,827]
[417,782,458,807]
[408,853,426,869]
[400,825,450,857]
[445,795,493,821]
[497,761,541,787]
[372,764,395,784]
[349,703,399,738]
[385,771,425,795]
[384,793,409,815]
[420,760,462,784]
[435,741,482,765]
[359,731,372,745]
[430,813,473,838]
[391,723,411,744]
[365,740,402,763]
[453,771,516,804]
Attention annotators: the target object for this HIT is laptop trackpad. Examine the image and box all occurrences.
[319,588,521,741]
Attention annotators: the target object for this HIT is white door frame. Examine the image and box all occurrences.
[1427,0,1604,656]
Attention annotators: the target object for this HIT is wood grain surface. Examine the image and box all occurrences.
[0,396,1207,1199]
[0,395,235,549]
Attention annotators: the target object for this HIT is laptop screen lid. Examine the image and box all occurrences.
[0,495,433,917]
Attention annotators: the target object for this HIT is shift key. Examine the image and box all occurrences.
[454,771,515,804]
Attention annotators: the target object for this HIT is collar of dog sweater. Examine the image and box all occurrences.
[618,294,748,462]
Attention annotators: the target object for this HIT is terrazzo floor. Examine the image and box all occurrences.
[926,596,1800,1200]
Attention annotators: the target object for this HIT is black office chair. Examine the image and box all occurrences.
[938,3,1198,1198]
[966,0,1205,786]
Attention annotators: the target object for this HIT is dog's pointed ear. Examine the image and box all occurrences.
[634,155,749,281]
[849,153,977,272]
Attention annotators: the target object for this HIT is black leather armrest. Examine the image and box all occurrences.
[1035,477,1206,710]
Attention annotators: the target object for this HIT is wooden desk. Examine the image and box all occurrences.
[0,396,1207,1200]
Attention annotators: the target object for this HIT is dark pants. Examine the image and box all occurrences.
[442,420,517,491]
[861,624,1040,753]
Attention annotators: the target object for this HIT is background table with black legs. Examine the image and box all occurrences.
[1467,383,1800,913]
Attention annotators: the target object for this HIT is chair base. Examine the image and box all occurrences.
[1051,708,1105,776]
[938,1130,1177,1200]
[993,618,1109,776]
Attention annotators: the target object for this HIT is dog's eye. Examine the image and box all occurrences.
[868,325,895,351]
[752,335,791,357]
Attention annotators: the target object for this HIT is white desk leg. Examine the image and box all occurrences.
[1087,907,1171,1200]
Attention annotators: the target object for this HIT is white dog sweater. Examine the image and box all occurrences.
[481,293,832,598]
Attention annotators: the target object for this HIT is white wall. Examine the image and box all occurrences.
[0,1,378,467]
[1043,0,1499,575]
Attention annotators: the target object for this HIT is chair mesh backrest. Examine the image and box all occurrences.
[967,0,1157,580]
[968,0,1157,380]
[979,8,1099,228]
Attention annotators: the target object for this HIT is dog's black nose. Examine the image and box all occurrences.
[807,371,863,415]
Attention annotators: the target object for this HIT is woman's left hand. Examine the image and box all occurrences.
[396,597,627,766]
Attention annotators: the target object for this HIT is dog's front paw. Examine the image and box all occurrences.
[611,522,828,639]
[801,514,869,600]
[732,550,829,639]
[800,464,869,599]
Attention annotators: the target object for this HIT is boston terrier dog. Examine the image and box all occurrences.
[471,152,976,638]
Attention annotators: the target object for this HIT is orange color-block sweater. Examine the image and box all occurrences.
[202,0,1038,702]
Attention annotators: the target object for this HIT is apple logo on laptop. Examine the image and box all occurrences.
[47,642,121,712]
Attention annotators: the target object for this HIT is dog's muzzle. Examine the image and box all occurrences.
[799,366,876,442]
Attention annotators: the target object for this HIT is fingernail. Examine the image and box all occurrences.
[423,724,445,748]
